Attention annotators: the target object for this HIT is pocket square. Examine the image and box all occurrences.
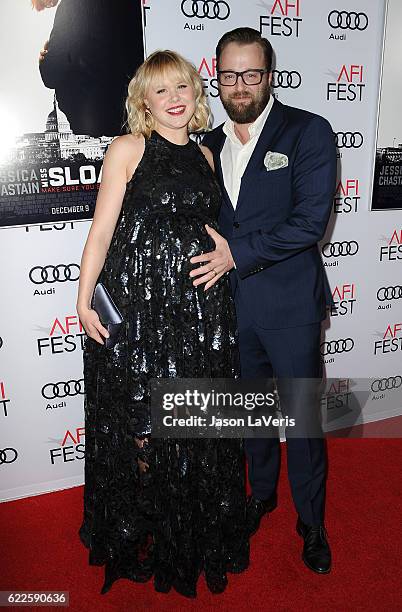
[264,151,288,171]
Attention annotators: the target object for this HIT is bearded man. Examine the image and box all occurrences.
[190,27,337,575]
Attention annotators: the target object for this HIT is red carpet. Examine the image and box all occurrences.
[1,438,402,611]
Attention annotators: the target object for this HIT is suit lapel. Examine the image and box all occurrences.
[212,129,233,211]
[236,98,288,212]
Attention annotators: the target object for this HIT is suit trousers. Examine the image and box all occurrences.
[235,289,327,526]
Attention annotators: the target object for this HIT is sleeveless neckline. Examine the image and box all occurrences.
[150,130,198,156]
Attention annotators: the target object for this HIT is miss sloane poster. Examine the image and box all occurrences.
[0,0,144,228]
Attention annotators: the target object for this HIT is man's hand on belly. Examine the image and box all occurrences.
[189,225,235,291]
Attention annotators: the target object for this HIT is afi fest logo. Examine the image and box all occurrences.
[327,65,365,102]
[198,57,219,98]
[328,10,369,41]
[181,0,230,31]
[49,427,85,465]
[25,222,76,233]
[0,381,11,417]
[374,323,402,356]
[320,379,351,419]
[37,315,86,356]
[333,178,360,214]
[379,229,402,262]
[329,283,356,317]
[259,0,302,38]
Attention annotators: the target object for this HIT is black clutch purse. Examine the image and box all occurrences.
[92,282,123,349]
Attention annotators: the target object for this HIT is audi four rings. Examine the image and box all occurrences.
[271,70,302,89]
[377,286,402,301]
[320,338,355,355]
[328,11,369,30]
[0,448,18,464]
[334,132,364,149]
[321,241,359,257]
[371,376,402,393]
[181,0,230,19]
[42,380,85,400]
[29,264,80,284]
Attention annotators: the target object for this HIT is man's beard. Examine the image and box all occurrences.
[221,88,271,124]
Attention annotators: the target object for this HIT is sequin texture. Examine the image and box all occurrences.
[79,130,250,598]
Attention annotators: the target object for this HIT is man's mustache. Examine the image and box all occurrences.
[229,93,253,100]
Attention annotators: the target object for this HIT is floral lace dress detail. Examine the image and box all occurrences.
[79,130,250,598]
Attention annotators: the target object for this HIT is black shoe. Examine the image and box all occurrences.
[226,540,250,574]
[154,572,172,593]
[296,517,331,574]
[205,571,228,595]
[205,558,228,594]
[246,492,277,536]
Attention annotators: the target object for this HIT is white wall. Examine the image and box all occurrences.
[2,0,401,503]
[377,0,402,147]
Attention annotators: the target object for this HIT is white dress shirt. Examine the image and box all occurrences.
[221,95,274,209]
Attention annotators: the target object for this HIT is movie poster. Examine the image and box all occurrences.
[371,0,402,210]
[0,0,144,227]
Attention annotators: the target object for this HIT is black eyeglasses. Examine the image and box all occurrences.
[216,69,269,86]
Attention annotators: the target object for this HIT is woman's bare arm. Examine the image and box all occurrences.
[76,134,144,343]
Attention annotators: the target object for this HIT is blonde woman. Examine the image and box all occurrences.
[76,50,250,598]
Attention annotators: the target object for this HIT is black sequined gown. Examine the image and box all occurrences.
[79,130,250,598]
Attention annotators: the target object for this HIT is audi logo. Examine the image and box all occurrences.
[334,131,364,149]
[328,11,369,31]
[0,447,18,465]
[181,0,230,20]
[42,379,85,400]
[321,241,359,258]
[377,286,402,302]
[29,264,80,285]
[371,376,402,393]
[320,338,355,356]
[271,70,302,89]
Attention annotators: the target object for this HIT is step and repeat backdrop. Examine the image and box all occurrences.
[1,0,401,502]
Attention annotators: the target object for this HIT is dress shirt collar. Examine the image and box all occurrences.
[222,94,274,146]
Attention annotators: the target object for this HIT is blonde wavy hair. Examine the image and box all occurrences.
[125,50,211,138]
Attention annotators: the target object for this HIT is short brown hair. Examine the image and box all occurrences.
[216,27,273,72]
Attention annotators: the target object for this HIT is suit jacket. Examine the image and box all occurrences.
[203,98,337,329]
[39,0,144,137]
